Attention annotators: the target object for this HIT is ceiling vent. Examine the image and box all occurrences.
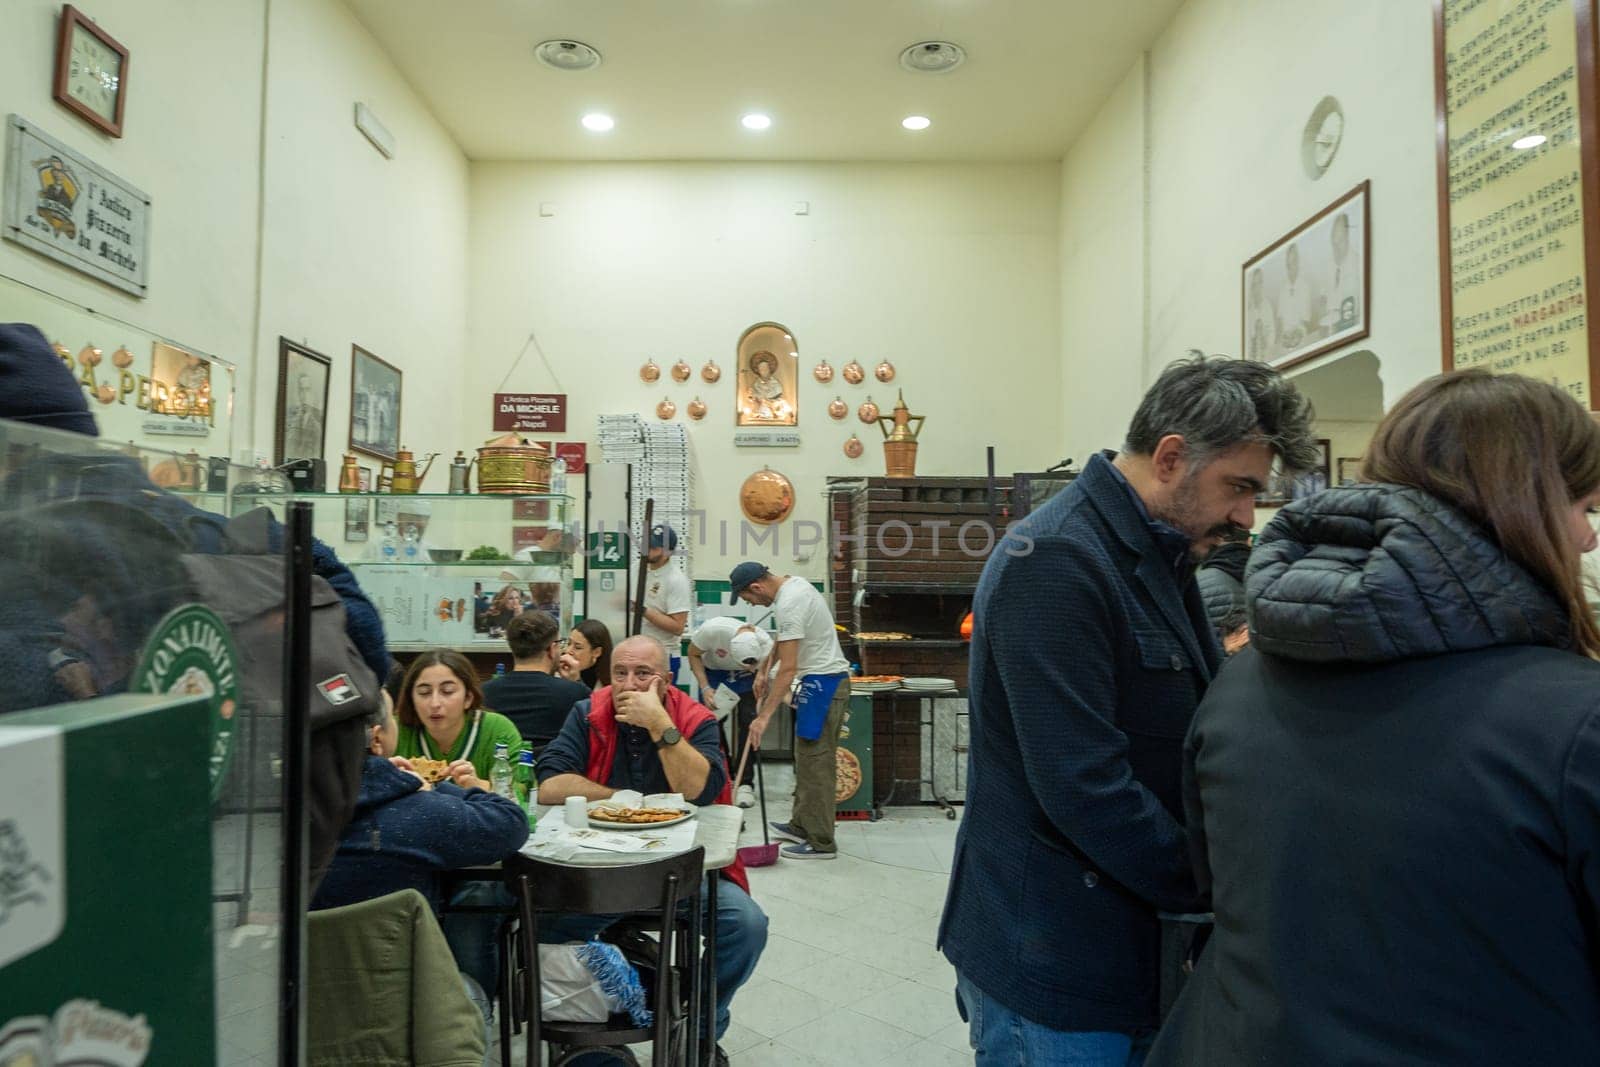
[899,41,966,74]
[535,39,602,72]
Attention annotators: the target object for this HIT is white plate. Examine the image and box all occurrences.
[901,677,956,690]
[586,802,697,831]
[851,681,901,691]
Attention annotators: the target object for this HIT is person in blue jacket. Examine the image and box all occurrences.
[938,354,1317,1065]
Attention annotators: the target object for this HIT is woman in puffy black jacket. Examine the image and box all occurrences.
[1150,370,1600,1065]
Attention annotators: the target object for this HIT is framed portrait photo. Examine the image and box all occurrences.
[1291,439,1333,501]
[275,338,331,466]
[1337,456,1363,486]
[349,344,402,462]
[1243,181,1370,371]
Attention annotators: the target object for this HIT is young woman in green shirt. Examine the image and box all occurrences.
[394,649,524,786]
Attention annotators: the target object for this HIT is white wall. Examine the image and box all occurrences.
[255,0,470,473]
[1060,56,1148,463]
[1058,0,1442,469]
[0,0,265,383]
[467,162,1063,580]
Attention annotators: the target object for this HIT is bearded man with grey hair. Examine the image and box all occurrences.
[939,353,1317,1065]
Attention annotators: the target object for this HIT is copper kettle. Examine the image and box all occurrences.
[389,446,437,493]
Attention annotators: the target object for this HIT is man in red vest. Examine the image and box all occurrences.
[536,636,767,1062]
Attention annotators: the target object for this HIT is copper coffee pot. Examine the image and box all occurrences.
[338,453,362,493]
[389,446,437,493]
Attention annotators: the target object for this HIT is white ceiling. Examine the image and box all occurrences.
[343,0,1185,162]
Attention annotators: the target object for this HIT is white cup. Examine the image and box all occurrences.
[564,796,589,828]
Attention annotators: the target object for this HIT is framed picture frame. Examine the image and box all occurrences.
[1337,456,1363,486]
[1243,181,1370,371]
[1291,439,1333,501]
[349,344,401,463]
[275,338,331,466]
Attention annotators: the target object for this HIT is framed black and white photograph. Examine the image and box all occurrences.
[1292,439,1333,501]
[275,338,331,466]
[349,344,402,463]
[344,497,369,542]
[1243,181,1370,371]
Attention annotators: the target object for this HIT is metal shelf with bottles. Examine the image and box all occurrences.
[231,489,580,652]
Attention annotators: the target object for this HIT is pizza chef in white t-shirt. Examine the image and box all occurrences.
[628,524,693,680]
[688,616,775,807]
[730,560,852,860]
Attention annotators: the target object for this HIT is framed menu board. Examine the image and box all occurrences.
[1435,0,1600,406]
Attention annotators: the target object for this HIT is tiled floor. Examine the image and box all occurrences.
[503,762,971,1065]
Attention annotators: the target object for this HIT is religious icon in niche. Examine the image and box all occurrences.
[735,322,799,427]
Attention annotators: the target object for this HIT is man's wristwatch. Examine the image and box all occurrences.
[655,726,681,749]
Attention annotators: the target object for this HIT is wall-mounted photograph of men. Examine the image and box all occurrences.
[735,321,799,426]
[275,338,330,465]
[1242,181,1370,370]
[349,344,401,462]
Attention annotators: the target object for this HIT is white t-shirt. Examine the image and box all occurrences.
[773,576,850,678]
[642,562,693,660]
[691,616,774,672]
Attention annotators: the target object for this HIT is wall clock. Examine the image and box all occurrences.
[54,5,129,138]
[1301,96,1343,180]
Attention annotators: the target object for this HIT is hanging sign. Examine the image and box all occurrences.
[494,392,567,432]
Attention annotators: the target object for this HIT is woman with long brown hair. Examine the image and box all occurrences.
[1151,370,1600,1065]
[557,618,613,690]
[393,649,524,788]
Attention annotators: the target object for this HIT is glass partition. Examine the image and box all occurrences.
[0,419,291,1065]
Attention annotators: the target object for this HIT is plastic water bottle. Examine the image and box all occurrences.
[490,743,514,799]
[550,457,568,497]
[495,663,507,679]
[517,751,538,828]
[380,521,398,559]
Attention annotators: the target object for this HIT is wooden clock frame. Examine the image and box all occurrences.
[53,4,129,138]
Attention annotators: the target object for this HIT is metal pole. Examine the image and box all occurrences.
[279,500,313,1065]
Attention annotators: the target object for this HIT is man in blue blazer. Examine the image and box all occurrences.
[939,354,1317,1064]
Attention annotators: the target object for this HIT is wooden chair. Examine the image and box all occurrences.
[503,847,707,1067]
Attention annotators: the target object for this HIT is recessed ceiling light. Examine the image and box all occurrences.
[902,115,932,131]
[741,113,772,131]
[1512,133,1547,150]
[899,41,966,74]
[581,113,615,132]
[535,39,602,72]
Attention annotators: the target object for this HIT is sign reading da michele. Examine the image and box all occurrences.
[3,115,150,298]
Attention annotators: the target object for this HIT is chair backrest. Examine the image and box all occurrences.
[507,846,706,915]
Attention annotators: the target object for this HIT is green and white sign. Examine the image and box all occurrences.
[131,604,239,802]
[588,531,628,570]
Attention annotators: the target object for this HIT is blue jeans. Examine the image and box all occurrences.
[539,876,768,1040]
[955,972,1153,1066]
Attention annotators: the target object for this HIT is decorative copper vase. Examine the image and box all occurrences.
[828,396,848,420]
[687,397,707,420]
[671,359,692,383]
[701,360,722,383]
[875,360,896,382]
[813,360,834,383]
[842,360,865,385]
[639,359,661,383]
[879,390,926,478]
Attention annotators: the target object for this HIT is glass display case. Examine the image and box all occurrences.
[233,492,579,651]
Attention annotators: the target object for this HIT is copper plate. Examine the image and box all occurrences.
[640,359,661,383]
[842,360,865,385]
[687,397,707,420]
[702,360,722,383]
[112,345,134,369]
[875,360,896,382]
[740,467,795,525]
[828,396,848,420]
[656,398,676,420]
[858,397,880,423]
[671,359,692,383]
[843,434,864,459]
[78,344,102,367]
[814,360,834,383]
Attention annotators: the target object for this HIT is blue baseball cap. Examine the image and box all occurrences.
[648,524,678,550]
[728,561,769,604]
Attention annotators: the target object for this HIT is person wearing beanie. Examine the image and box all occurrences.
[0,323,99,436]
